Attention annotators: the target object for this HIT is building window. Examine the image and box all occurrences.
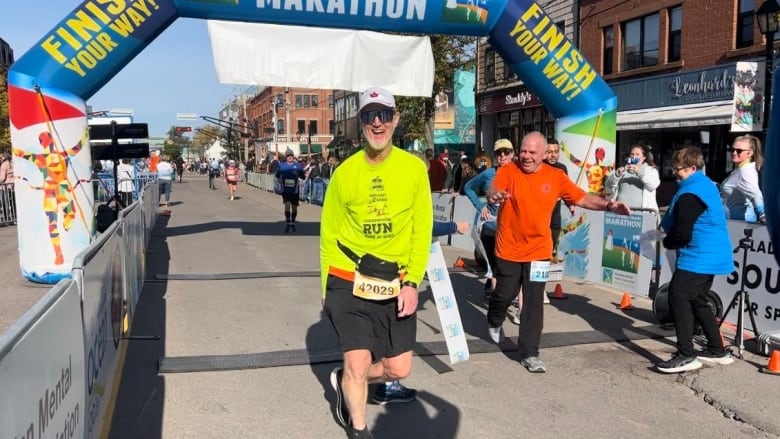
[312,95,319,108]
[277,119,284,134]
[603,26,614,75]
[295,95,303,108]
[622,13,659,71]
[485,49,495,85]
[303,95,311,108]
[737,0,754,48]
[298,120,306,135]
[328,95,333,108]
[668,6,682,62]
[310,120,318,135]
[329,119,335,133]
[502,54,515,81]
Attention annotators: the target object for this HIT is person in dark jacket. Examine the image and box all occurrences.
[656,146,735,373]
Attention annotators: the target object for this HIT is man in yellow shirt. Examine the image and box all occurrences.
[320,87,433,439]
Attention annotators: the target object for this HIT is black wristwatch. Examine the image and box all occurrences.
[402,281,418,289]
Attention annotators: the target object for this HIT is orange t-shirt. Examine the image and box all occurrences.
[493,162,586,262]
[149,155,160,172]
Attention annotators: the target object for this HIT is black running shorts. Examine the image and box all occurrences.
[281,192,299,205]
[324,275,416,361]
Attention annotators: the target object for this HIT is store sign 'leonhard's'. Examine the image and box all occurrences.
[669,69,735,102]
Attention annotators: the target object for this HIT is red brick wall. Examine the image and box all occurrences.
[579,0,772,80]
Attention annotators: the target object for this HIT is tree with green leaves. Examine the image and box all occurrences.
[0,73,10,152]
[164,125,192,159]
[395,35,476,150]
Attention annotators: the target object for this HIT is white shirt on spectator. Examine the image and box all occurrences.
[157,161,174,180]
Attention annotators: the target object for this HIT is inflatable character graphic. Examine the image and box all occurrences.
[15,128,90,266]
[560,141,613,196]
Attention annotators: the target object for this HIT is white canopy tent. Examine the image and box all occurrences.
[205,139,227,161]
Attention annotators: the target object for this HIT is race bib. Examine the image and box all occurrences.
[283,178,296,187]
[530,260,551,282]
[353,271,400,300]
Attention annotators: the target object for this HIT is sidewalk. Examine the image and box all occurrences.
[0,225,50,336]
[46,174,780,438]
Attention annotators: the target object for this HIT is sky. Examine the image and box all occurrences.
[2,1,241,137]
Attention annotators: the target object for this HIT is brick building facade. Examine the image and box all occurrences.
[578,0,777,200]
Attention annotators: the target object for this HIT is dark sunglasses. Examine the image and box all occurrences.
[730,148,749,155]
[495,149,513,156]
[359,109,394,125]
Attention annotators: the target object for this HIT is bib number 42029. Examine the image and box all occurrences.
[352,271,400,300]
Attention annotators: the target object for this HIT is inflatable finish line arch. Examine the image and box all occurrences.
[10,0,619,283]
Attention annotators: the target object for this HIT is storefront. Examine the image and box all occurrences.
[476,85,555,154]
[611,63,749,205]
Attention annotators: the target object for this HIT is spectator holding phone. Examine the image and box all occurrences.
[605,144,660,213]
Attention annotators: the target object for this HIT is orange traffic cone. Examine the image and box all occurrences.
[454,257,466,268]
[761,350,780,375]
[550,283,568,300]
[617,293,635,310]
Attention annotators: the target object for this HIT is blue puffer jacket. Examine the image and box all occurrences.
[660,171,733,275]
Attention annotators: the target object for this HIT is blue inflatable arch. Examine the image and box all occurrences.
[8,0,777,282]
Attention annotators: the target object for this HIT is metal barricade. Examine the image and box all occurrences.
[0,183,16,226]
[95,172,158,205]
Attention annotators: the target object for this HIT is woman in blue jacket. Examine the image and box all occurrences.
[657,147,735,373]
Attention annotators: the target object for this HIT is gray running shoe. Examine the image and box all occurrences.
[520,356,547,373]
[507,306,521,325]
[697,350,735,365]
[656,352,702,373]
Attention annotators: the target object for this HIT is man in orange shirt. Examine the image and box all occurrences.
[486,131,631,373]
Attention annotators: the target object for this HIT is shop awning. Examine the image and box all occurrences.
[617,101,733,130]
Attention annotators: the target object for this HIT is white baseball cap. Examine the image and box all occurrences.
[359,87,396,112]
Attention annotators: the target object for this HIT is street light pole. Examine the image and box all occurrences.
[756,0,780,143]
[227,117,233,159]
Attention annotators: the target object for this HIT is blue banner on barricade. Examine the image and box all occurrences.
[311,178,328,206]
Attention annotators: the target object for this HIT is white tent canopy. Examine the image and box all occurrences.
[208,21,434,97]
[205,139,227,161]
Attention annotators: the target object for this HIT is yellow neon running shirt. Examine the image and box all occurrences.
[320,147,433,297]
